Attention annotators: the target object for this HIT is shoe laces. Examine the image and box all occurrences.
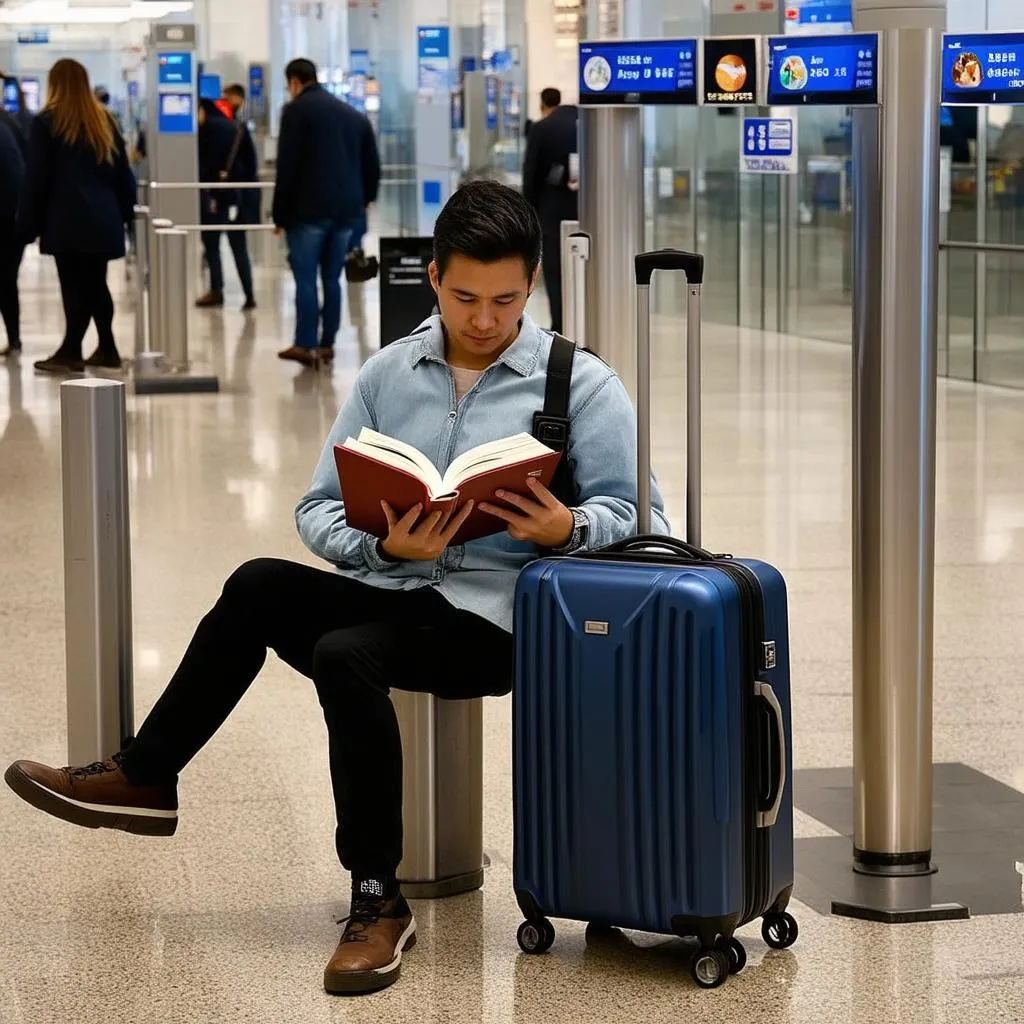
[63,750,125,779]
[339,896,389,944]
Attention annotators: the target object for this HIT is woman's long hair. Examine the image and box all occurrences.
[45,58,116,163]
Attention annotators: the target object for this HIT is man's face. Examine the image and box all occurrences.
[287,78,303,101]
[429,253,538,369]
[225,92,243,113]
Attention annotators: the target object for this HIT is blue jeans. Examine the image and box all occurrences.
[286,219,352,351]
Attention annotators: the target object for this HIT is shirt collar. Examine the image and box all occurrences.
[409,313,545,377]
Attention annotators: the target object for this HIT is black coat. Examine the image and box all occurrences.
[0,112,26,233]
[198,107,259,225]
[20,111,135,259]
[272,85,381,230]
[522,104,579,232]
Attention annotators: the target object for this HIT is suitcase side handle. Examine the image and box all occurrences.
[755,681,787,830]
[600,535,719,561]
[634,249,705,286]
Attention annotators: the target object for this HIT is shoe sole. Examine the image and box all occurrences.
[3,764,177,837]
[323,920,417,996]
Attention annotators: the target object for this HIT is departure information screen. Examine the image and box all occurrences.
[941,33,1024,106]
[158,52,193,88]
[766,33,878,106]
[579,39,698,105]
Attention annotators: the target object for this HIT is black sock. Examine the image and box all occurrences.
[352,875,401,902]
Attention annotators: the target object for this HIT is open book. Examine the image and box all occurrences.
[334,428,562,545]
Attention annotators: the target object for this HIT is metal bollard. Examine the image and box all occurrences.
[157,228,190,370]
[60,380,134,765]
[568,232,591,348]
[147,217,173,358]
[560,220,579,342]
[134,206,150,357]
[394,692,484,899]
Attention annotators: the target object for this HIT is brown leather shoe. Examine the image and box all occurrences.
[4,757,178,836]
[195,291,224,308]
[277,345,316,366]
[317,347,335,363]
[324,895,416,995]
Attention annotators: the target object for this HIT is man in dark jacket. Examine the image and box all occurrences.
[0,110,26,356]
[272,58,381,367]
[196,98,257,309]
[522,88,578,334]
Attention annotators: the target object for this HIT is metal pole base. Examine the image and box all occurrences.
[853,852,937,878]
[134,373,220,396]
[400,867,485,901]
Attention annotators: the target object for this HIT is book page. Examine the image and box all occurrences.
[443,433,555,491]
[345,428,445,496]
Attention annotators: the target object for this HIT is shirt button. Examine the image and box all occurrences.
[448,411,457,420]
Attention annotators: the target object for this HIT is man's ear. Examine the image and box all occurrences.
[528,262,541,295]
[428,260,441,295]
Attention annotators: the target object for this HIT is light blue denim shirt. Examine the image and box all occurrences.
[295,313,671,632]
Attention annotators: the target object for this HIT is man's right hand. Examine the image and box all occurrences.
[380,500,475,561]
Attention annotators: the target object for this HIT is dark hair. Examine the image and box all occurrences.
[285,59,318,87]
[540,87,561,109]
[433,180,542,281]
[224,83,246,100]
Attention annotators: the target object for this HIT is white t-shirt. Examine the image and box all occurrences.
[451,365,484,403]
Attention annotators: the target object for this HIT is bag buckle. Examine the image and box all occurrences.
[532,413,569,453]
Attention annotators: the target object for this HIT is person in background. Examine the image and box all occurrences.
[0,109,26,357]
[272,57,380,368]
[521,87,578,335]
[223,83,247,121]
[93,86,124,135]
[195,98,257,310]
[19,58,135,374]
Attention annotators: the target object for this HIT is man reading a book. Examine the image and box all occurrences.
[5,180,669,996]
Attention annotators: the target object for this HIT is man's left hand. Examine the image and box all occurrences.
[479,478,574,548]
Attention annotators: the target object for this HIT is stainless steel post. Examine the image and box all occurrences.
[580,106,644,399]
[134,206,150,357]
[60,380,134,764]
[394,692,484,899]
[636,281,652,534]
[148,217,173,357]
[851,0,943,877]
[159,228,190,369]
[568,233,591,348]
[686,283,702,549]
[560,219,579,341]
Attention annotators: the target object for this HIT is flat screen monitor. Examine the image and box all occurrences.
[2,77,19,114]
[198,74,222,101]
[158,92,194,134]
[783,0,854,36]
[766,32,879,106]
[701,36,760,106]
[579,38,699,106]
[158,52,193,89]
[20,78,40,113]
[941,33,1024,106]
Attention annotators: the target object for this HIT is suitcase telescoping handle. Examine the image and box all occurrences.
[634,249,704,546]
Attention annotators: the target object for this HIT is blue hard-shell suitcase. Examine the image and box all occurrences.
[511,251,797,989]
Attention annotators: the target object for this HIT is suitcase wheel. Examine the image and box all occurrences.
[690,948,730,989]
[517,917,556,955]
[715,936,747,975]
[761,912,799,950]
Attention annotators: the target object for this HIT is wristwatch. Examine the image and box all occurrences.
[552,507,590,555]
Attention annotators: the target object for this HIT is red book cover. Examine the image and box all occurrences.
[334,441,562,546]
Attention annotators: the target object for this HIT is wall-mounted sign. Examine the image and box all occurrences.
[701,36,760,106]
[766,32,878,106]
[783,0,853,36]
[158,92,194,134]
[578,38,699,106]
[417,26,451,95]
[16,28,49,45]
[941,33,1024,106]
[741,116,798,174]
[157,52,193,89]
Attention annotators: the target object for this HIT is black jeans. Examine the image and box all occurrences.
[201,226,254,301]
[119,558,513,880]
[0,240,23,349]
[54,253,117,360]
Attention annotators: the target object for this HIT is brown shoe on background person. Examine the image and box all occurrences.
[195,291,225,308]
[324,891,416,995]
[4,756,178,836]
[278,345,316,366]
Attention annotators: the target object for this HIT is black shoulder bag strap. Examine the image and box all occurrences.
[532,334,579,507]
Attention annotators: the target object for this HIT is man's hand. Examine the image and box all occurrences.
[380,500,475,561]
[479,478,574,548]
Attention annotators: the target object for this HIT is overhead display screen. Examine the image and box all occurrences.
[766,33,878,106]
[941,33,1024,106]
[158,52,193,88]
[701,37,760,106]
[158,93,194,134]
[579,39,698,106]
[784,0,854,36]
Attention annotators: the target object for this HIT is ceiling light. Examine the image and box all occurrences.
[0,1,193,25]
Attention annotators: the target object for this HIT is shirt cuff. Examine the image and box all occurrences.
[362,533,397,571]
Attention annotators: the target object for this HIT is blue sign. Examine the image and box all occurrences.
[17,29,49,45]
[127,80,140,100]
[486,76,498,131]
[942,33,1024,106]
[579,38,698,106]
[351,49,370,76]
[2,78,19,114]
[417,26,451,93]
[158,92,194,134]
[784,1,853,35]
[766,33,878,106]
[742,116,798,174]
[198,74,221,101]
[158,52,193,88]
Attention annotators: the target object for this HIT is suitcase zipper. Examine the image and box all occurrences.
[706,559,773,926]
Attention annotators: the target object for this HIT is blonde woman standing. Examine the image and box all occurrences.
[20,59,136,374]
